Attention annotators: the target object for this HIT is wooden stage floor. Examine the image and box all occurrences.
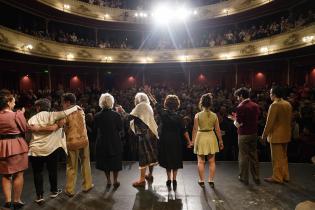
[0,162,314,210]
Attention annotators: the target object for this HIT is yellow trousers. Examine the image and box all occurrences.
[65,145,93,195]
[270,143,289,183]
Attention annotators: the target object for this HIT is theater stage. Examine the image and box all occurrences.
[0,162,314,210]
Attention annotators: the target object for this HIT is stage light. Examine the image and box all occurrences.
[178,55,189,62]
[104,14,110,18]
[66,53,74,60]
[193,10,198,15]
[222,8,229,15]
[25,44,33,50]
[134,13,138,17]
[152,4,172,25]
[64,4,70,9]
[141,57,153,63]
[220,53,232,59]
[175,7,190,21]
[101,56,112,62]
[302,35,314,43]
[260,47,269,54]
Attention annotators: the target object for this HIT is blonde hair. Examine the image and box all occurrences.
[99,93,114,109]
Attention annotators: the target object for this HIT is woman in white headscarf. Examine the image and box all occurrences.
[118,92,158,187]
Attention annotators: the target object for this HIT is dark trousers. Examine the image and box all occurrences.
[238,135,260,182]
[30,149,59,196]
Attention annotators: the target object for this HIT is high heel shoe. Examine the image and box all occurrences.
[3,202,11,208]
[208,181,215,188]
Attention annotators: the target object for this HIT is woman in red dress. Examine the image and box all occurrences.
[0,91,29,209]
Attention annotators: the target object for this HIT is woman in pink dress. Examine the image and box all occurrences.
[0,91,29,209]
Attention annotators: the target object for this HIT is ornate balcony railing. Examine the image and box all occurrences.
[0,24,314,63]
[37,0,273,24]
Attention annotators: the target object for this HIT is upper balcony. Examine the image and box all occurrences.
[37,0,273,24]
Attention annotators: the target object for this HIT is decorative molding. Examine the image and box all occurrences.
[36,42,51,53]
[77,49,92,58]
[240,45,257,54]
[0,24,314,63]
[37,0,273,24]
[283,34,299,46]
[0,32,9,44]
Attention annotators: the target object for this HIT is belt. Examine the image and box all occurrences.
[0,133,24,140]
[198,130,213,132]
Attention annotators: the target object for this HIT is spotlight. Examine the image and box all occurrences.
[175,7,190,21]
[66,53,74,60]
[64,4,70,9]
[302,35,314,43]
[152,4,171,25]
[25,44,33,50]
[260,47,269,53]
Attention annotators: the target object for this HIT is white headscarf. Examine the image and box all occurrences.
[130,92,159,139]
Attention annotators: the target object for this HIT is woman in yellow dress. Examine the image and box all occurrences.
[192,93,224,188]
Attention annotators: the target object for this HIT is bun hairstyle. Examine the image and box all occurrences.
[0,89,14,111]
[199,93,213,110]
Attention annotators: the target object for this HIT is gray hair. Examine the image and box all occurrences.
[35,98,51,112]
[134,92,150,106]
[99,93,114,109]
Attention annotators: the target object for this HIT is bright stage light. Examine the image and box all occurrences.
[152,4,172,25]
[151,3,197,24]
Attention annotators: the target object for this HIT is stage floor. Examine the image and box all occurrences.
[0,162,314,210]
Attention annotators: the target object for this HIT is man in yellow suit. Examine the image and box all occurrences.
[261,86,292,184]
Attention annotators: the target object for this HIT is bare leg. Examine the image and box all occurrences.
[113,171,119,184]
[197,155,205,182]
[208,155,216,182]
[13,171,24,202]
[140,168,146,182]
[173,170,178,181]
[104,171,111,184]
[2,175,12,203]
[166,170,171,180]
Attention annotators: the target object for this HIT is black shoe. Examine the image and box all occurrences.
[254,179,261,185]
[3,202,11,208]
[198,181,205,187]
[113,182,120,189]
[172,180,177,191]
[209,181,215,188]
[166,180,172,189]
[238,176,249,185]
[13,201,25,209]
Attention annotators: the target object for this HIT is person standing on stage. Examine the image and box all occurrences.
[94,93,123,189]
[192,93,224,188]
[261,86,292,184]
[145,87,192,190]
[0,91,29,209]
[232,87,260,185]
[62,93,93,197]
[117,92,159,188]
[28,98,80,204]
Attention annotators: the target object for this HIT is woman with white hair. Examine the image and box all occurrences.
[94,93,123,188]
[118,92,159,187]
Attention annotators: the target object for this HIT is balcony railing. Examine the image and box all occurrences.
[0,23,314,63]
[37,0,273,24]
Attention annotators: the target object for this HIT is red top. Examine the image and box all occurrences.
[0,110,29,158]
[236,99,260,135]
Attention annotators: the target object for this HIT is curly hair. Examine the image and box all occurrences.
[164,95,180,111]
[199,93,213,110]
